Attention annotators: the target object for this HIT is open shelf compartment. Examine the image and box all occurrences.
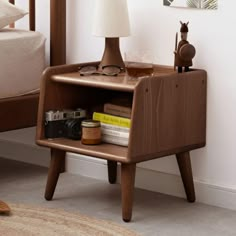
[37,138,128,162]
[36,63,207,164]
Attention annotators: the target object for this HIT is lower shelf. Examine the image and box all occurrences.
[37,138,128,163]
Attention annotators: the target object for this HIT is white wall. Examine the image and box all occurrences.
[2,0,236,207]
[66,0,236,189]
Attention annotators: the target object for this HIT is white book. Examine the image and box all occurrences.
[100,122,130,133]
[101,128,129,139]
[102,134,128,147]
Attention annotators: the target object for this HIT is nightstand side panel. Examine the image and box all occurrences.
[128,70,207,162]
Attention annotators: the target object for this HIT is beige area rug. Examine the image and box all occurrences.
[0,204,139,236]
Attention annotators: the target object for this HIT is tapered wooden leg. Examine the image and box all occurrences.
[107,160,117,184]
[45,149,65,201]
[121,163,136,222]
[176,151,195,202]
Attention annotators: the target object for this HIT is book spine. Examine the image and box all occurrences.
[93,112,131,128]
[101,128,129,139]
[104,103,132,118]
[100,122,130,133]
[102,134,128,147]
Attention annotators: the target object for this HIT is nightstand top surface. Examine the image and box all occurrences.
[51,64,175,92]
[52,72,138,91]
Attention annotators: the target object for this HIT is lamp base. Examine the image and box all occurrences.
[100,38,125,71]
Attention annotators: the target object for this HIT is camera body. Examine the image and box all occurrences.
[45,109,86,140]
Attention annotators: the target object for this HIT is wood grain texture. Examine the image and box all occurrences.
[100,38,125,70]
[37,139,128,163]
[37,65,207,164]
[0,94,39,132]
[36,64,80,140]
[128,70,207,162]
[176,151,195,202]
[37,63,207,221]
[50,0,66,66]
[29,0,35,31]
[45,149,65,200]
[36,63,133,140]
[121,163,136,222]
[1,1,66,132]
[52,72,138,92]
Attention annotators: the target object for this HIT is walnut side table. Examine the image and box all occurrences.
[36,62,207,222]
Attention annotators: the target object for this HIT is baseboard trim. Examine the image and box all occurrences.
[1,140,236,211]
[67,153,236,210]
[0,139,50,167]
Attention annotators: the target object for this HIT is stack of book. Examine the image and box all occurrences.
[92,102,132,146]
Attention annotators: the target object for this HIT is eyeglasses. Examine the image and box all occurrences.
[79,65,121,76]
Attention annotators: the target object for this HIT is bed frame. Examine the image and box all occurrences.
[0,0,66,132]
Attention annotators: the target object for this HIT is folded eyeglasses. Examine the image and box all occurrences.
[79,65,122,76]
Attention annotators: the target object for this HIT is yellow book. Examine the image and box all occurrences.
[93,112,131,128]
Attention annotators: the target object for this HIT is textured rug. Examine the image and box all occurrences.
[0,204,138,236]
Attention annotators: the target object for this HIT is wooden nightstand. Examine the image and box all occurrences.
[36,62,207,222]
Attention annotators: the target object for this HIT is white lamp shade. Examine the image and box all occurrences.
[92,0,130,38]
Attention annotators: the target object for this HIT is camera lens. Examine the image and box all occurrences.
[65,119,83,140]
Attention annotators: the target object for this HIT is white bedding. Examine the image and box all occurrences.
[0,28,45,99]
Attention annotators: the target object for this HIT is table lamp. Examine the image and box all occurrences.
[92,0,130,71]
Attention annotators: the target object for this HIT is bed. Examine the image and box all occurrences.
[0,0,66,132]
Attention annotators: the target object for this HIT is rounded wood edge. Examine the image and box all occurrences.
[0,201,11,214]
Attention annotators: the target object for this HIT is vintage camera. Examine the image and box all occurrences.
[45,108,86,140]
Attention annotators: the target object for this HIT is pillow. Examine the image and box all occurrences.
[0,0,28,29]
